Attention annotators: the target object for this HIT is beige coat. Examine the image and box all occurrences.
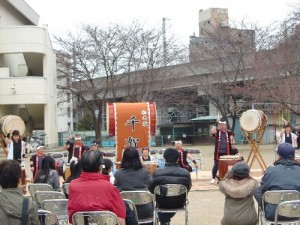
[219,172,259,225]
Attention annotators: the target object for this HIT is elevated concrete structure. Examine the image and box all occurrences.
[0,0,57,148]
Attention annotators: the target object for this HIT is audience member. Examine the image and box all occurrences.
[140,146,155,162]
[64,157,82,184]
[34,156,60,191]
[149,148,191,225]
[114,147,153,222]
[0,160,39,225]
[219,162,258,225]
[102,158,115,184]
[254,143,300,220]
[68,150,127,225]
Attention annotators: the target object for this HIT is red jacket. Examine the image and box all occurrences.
[68,172,126,223]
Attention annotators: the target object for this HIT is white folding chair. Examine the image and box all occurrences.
[260,190,300,225]
[28,183,53,201]
[42,199,69,225]
[38,209,59,225]
[123,199,139,223]
[187,149,203,170]
[35,191,66,208]
[153,184,189,225]
[120,191,154,224]
[72,211,120,225]
[274,200,300,225]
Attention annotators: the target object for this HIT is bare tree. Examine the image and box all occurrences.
[188,20,257,130]
[55,22,188,141]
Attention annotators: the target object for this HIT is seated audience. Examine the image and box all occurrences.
[34,156,60,191]
[254,143,300,220]
[64,157,82,183]
[149,148,191,225]
[0,160,39,225]
[219,162,258,225]
[114,147,153,223]
[68,150,126,225]
[140,146,155,162]
[102,158,115,184]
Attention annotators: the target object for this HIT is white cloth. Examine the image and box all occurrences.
[279,132,298,148]
[7,141,25,167]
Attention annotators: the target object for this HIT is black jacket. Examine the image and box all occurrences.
[254,159,300,220]
[149,163,191,193]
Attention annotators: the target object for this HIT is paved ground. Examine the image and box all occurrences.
[20,143,282,225]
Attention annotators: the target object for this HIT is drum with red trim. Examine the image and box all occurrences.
[218,155,243,180]
[107,102,156,136]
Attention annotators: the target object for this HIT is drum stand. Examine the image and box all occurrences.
[242,127,267,171]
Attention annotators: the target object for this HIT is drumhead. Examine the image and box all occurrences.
[1,115,25,136]
[240,110,261,132]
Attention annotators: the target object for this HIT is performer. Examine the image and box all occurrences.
[175,140,198,172]
[29,145,45,180]
[210,118,234,184]
[64,134,88,162]
[140,146,155,162]
[279,122,297,148]
[6,130,27,193]
[6,130,25,163]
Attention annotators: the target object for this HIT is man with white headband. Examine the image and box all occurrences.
[210,118,235,184]
[175,140,198,172]
[29,145,45,179]
[65,134,89,162]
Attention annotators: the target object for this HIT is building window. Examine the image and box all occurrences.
[67,107,71,117]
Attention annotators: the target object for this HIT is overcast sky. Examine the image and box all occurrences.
[25,0,299,44]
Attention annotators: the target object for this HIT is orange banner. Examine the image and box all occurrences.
[114,102,152,162]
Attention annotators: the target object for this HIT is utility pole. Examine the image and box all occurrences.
[162,17,169,66]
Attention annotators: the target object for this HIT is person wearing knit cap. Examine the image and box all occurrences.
[254,143,300,221]
[219,162,259,225]
[210,117,235,184]
[279,122,298,148]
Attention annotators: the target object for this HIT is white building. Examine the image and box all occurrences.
[0,0,58,148]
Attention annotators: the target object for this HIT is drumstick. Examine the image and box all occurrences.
[281,117,288,124]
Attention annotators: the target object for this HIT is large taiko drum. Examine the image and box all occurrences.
[240,110,267,133]
[0,115,25,136]
[143,161,158,176]
[218,155,243,180]
[106,102,157,136]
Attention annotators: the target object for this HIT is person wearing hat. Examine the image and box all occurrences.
[279,122,298,148]
[219,162,259,225]
[29,145,45,179]
[210,118,235,184]
[64,134,89,162]
[175,140,198,172]
[254,142,300,221]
